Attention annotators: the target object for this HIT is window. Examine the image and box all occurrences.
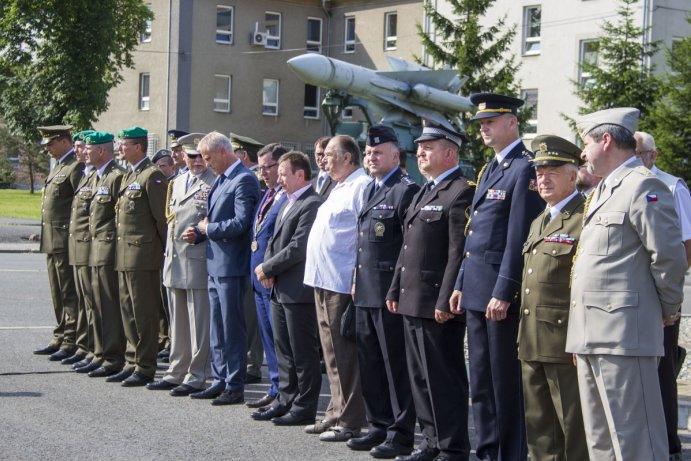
[306,17,322,53]
[342,107,353,119]
[214,75,231,112]
[385,12,397,50]
[141,3,152,43]
[262,79,279,116]
[304,84,320,119]
[578,39,599,86]
[344,16,356,53]
[139,73,150,111]
[265,12,281,49]
[521,89,538,135]
[522,6,541,55]
[216,5,233,44]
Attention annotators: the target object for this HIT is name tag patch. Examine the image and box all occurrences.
[96,186,110,195]
[127,182,141,190]
[421,205,442,211]
[543,233,576,245]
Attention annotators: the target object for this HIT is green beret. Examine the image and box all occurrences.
[84,131,114,145]
[117,126,148,139]
[73,130,95,142]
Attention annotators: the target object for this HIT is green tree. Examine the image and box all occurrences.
[648,17,691,182]
[568,0,660,123]
[417,0,525,169]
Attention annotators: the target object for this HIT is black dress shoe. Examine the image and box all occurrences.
[34,344,60,355]
[88,366,121,378]
[244,374,261,384]
[246,393,276,408]
[146,379,178,391]
[189,383,224,399]
[272,411,314,426]
[346,433,387,451]
[72,358,92,369]
[169,384,202,397]
[371,441,414,459]
[74,360,102,374]
[49,348,75,362]
[211,390,244,406]
[61,352,86,365]
[157,348,170,359]
[105,368,134,383]
[394,447,439,461]
[121,371,154,387]
[432,456,450,461]
[251,406,285,421]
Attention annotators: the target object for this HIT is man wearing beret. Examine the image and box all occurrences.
[110,126,168,387]
[348,125,419,458]
[386,121,475,461]
[450,93,543,460]
[147,133,216,396]
[34,125,84,361]
[82,132,129,378]
[567,108,687,460]
[518,135,587,460]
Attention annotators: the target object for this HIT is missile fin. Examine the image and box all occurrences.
[374,94,456,132]
[377,69,459,90]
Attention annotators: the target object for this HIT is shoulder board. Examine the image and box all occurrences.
[402,176,417,186]
[521,150,534,159]
[634,166,654,177]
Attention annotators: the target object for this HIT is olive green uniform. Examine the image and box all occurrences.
[40,150,84,351]
[115,158,168,378]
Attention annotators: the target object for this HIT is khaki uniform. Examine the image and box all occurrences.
[519,193,587,461]
[89,160,127,370]
[40,150,83,350]
[115,158,168,378]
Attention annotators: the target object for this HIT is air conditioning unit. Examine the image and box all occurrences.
[252,31,268,46]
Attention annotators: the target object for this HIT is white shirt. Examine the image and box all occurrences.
[652,166,691,241]
[304,168,370,294]
[281,184,312,220]
[316,171,329,193]
[97,159,113,178]
[546,190,579,222]
[222,159,241,178]
[131,156,148,172]
[494,138,522,164]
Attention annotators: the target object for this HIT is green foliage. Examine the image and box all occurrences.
[0,123,18,187]
[416,0,524,169]
[647,16,691,182]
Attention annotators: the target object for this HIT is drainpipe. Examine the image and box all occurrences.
[164,0,172,137]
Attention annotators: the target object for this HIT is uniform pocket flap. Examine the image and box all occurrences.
[595,211,625,227]
[418,210,443,222]
[377,261,396,271]
[583,290,638,312]
[125,235,152,246]
[420,270,442,287]
[535,305,568,326]
[371,209,395,219]
[541,243,574,257]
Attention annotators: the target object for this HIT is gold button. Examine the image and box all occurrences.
[525,288,530,294]
[401,288,405,293]
[551,249,556,255]
[523,309,529,315]
[358,264,362,269]
[466,251,470,257]
[532,249,537,255]
[408,224,412,229]
[401,267,406,272]
[474,210,478,216]
[572,300,576,306]
[358,248,362,252]
[527,268,533,274]
[469,230,473,235]
[606,303,612,310]
[404,245,407,250]
[557,319,563,324]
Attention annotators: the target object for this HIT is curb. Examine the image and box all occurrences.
[0,245,40,254]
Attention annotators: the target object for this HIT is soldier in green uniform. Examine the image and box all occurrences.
[109,126,168,387]
[83,132,129,378]
[518,135,587,461]
[34,125,84,361]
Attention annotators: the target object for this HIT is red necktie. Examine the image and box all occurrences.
[257,188,276,224]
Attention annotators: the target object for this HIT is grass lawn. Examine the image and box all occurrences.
[0,189,43,220]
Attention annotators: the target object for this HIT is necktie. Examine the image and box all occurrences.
[415,181,435,207]
[369,182,379,201]
[317,174,325,193]
[257,188,277,224]
[540,211,551,233]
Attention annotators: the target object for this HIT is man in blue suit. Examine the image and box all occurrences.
[450,93,544,460]
[182,131,260,405]
[245,143,288,410]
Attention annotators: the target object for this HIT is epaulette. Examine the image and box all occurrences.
[402,176,417,186]
[521,150,535,159]
[634,166,654,177]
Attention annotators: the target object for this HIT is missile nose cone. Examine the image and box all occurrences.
[287,54,334,86]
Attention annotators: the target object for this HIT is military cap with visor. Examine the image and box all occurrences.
[177,132,206,157]
[38,125,73,145]
[530,135,583,167]
[366,125,398,147]
[151,149,173,163]
[229,133,264,152]
[575,107,639,139]
[469,93,524,121]
[168,129,189,148]
[414,119,466,148]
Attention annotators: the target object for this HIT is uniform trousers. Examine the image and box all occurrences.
[163,287,211,388]
[313,288,366,428]
[74,265,96,358]
[158,280,170,351]
[91,265,126,369]
[254,289,279,396]
[520,360,587,461]
[576,354,668,461]
[118,270,161,377]
[403,315,469,461]
[271,300,322,418]
[355,306,415,446]
[244,278,264,379]
[466,309,527,461]
[658,320,681,454]
[208,275,247,391]
[45,253,78,350]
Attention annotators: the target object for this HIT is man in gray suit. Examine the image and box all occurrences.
[567,107,687,461]
[147,133,215,396]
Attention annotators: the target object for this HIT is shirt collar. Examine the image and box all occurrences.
[131,156,147,172]
[547,189,579,220]
[97,160,113,178]
[57,148,74,164]
[431,165,459,186]
[375,166,399,189]
[603,155,637,188]
[495,138,522,163]
[222,159,241,178]
[288,183,312,202]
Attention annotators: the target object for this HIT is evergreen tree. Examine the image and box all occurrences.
[417,0,524,169]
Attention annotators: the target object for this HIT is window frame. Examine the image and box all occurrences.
[521,89,538,135]
[384,12,397,51]
[522,5,541,55]
[216,5,234,45]
[306,17,323,53]
[139,73,150,111]
[303,84,320,120]
[141,3,153,43]
[344,16,356,53]
[265,11,282,50]
[578,39,599,86]
[262,78,280,116]
[213,74,232,113]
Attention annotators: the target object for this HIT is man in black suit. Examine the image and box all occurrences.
[348,126,419,459]
[386,121,475,461]
[252,151,323,426]
[312,136,335,199]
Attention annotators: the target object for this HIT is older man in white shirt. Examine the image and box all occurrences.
[304,135,370,442]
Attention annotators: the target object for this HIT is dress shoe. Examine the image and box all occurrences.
[244,374,261,384]
[72,358,92,369]
[250,406,285,421]
[432,456,451,461]
[146,379,178,391]
[105,368,134,383]
[157,348,170,363]
[61,352,86,365]
[211,390,244,406]
[304,420,334,434]
[394,447,439,461]
[246,393,276,408]
[88,366,121,378]
[189,383,224,399]
[169,384,202,397]
[74,360,102,374]
[49,348,76,362]
[121,371,154,387]
[33,344,59,355]
[346,433,386,451]
[319,426,361,442]
[272,411,314,426]
[371,441,414,459]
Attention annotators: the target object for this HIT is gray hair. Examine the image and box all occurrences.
[634,131,656,152]
[588,124,636,151]
[199,131,232,154]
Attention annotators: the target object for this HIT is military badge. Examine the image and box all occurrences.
[486,189,507,200]
[374,221,385,237]
[646,194,658,202]
[373,204,394,210]
[127,182,141,190]
[97,186,110,195]
[528,179,538,191]
[543,233,576,245]
[421,205,443,211]
[251,240,259,252]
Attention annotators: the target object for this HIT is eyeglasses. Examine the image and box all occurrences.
[258,163,278,172]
